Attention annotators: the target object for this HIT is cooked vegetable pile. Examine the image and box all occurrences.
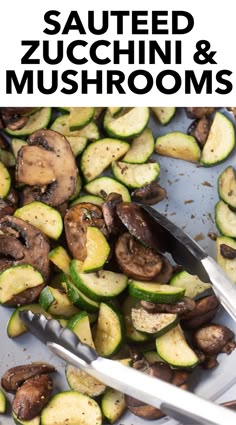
[0,106,236,424]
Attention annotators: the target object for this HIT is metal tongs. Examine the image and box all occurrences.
[20,311,236,425]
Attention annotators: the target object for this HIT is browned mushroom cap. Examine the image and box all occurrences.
[153,256,173,284]
[1,362,55,393]
[131,182,167,206]
[140,296,196,314]
[192,324,236,355]
[187,116,211,148]
[101,192,124,234]
[0,133,9,149]
[0,215,50,282]
[1,107,36,116]
[12,374,53,420]
[220,244,236,260]
[115,232,163,280]
[16,129,78,206]
[181,295,219,329]
[125,395,165,420]
[185,107,215,119]
[64,203,107,261]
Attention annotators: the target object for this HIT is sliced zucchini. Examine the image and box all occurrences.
[129,280,185,304]
[68,311,95,348]
[93,107,106,120]
[40,391,102,425]
[81,138,129,182]
[108,107,123,116]
[5,108,51,136]
[85,177,131,202]
[104,107,150,139]
[0,265,43,305]
[82,226,110,273]
[0,149,15,167]
[70,174,82,201]
[94,302,124,357]
[216,236,236,283]
[65,135,88,156]
[155,132,201,163]
[70,260,128,301]
[14,201,63,240]
[156,325,199,368]
[66,364,106,397]
[112,161,160,189]
[101,388,126,423]
[131,307,178,336]
[143,351,163,363]
[218,166,236,208]
[169,270,211,298]
[11,138,28,158]
[121,296,149,342]
[70,194,104,207]
[64,272,100,312]
[51,115,100,140]
[122,128,154,164]
[215,200,236,237]
[67,107,95,131]
[0,389,6,414]
[0,160,11,199]
[201,112,235,166]
[39,286,79,318]
[151,107,176,125]
[7,303,51,338]
[49,246,71,275]
[13,412,40,425]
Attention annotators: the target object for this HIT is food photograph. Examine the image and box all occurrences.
[1,106,236,425]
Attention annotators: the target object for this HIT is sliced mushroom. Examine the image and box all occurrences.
[181,295,219,329]
[0,107,36,128]
[0,134,9,149]
[101,192,124,234]
[64,203,107,261]
[115,232,163,280]
[0,215,50,282]
[16,129,78,206]
[140,296,196,314]
[1,362,55,393]
[220,243,236,260]
[153,256,173,284]
[6,116,29,131]
[131,182,167,206]
[125,395,165,420]
[192,324,236,355]
[187,116,211,147]
[12,374,53,420]
[185,107,215,119]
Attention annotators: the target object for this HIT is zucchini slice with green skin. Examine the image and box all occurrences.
[68,311,95,348]
[13,412,40,425]
[121,296,149,342]
[112,161,160,189]
[0,265,44,305]
[201,112,235,166]
[11,138,28,158]
[39,286,79,318]
[108,107,123,116]
[66,136,88,156]
[51,115,100,140]
[0,161,11,199]
[129,281,185,304]
[64,272,100,312]
[0,149,15,167]
[104,107,150,139]
[218,166,236,208]
[49,246,71,275]
[66,364,106,397]
[70,194,104,207]
[131,307,178,336]
[169,271,211,299]
[216,236,236,283]
[14,201,63,240]
[67,107,95,131]
[40,391,102,425]
[94,302,124,357]
[155,132,201,163]
[85,177,131,202]
[70,260,128,301]
[7,303,51,338]
[70,174,82,201]
[215,200,236,237]
[5,108,52,137]
[151,107,176,125]
[81,138,129,182]
[143,350,162,363]
[156,325,199,368]
[122,128,154,164]
[0,389,6,414]
[101,388,126,423]
[82,226,110,273]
